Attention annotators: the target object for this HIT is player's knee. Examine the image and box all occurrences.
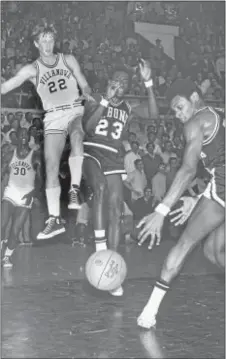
[45,156,60,177]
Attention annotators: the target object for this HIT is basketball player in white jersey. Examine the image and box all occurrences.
[1,128,42,268]
[1,23,93,240]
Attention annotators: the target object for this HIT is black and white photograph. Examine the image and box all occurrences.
[1,1,225,358]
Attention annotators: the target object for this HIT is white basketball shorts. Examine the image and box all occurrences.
[44,106,85,137]
[3,185,34,209]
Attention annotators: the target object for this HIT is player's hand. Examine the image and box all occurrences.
[139,58,152,82]
[137,212,164,250]
[169,196,199,226]
[105,80,120,100]
[22,190,35,206]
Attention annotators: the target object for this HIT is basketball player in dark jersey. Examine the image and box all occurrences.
[1,128,42,268]
[136,79,225,328]
[83,60,159,296]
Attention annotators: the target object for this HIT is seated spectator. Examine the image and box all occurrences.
[151,162,166,205]
[124,140,141,174]
[132,186,154,222]
[166,157,179,190]
[124,158,147,202]
[146,132,162,156]
[28,125,40,150]
[142,142,162,187]
[160,140,177,165]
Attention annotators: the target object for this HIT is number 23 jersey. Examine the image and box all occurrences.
[35,53,80,111]
[84,100,131,153]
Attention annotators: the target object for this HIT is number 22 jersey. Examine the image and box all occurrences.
[35,53,80,111]
[84,100,131,153]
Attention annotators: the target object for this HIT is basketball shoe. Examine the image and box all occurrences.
[68,185,81,210]
[37,216,65,240]
[2,255,13,268]
[110,286,124,296]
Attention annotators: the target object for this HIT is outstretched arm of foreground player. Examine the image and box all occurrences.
[65,54,92,97]
[137,119,204,246]
[1,65,35,95]
[161,120,204,209]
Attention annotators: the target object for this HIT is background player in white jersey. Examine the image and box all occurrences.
[1,128,42,268]
[1,23,93,240]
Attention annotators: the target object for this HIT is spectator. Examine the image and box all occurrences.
[215,49,225,85]
[160,140,177,165]
[124,158,147,202]
[142,142,162,187]
[132,186,154,222]
[166,157,179,190]
[124,140,141,174]
[151,162,166,205]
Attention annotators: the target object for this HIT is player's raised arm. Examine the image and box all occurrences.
[140,59,159,120]
[1,64,35,95]
[64,54,92,98]
[132,59,159,120]
[162,119,203,209]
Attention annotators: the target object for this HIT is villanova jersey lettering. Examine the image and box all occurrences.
[36,53,80,111]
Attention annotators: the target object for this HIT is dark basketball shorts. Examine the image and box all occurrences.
[84,146,127,178]
[203,166,225,207]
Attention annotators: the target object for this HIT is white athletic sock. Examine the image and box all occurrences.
[1,239,8,250]
[146,280,170,317]
[94,230,107,251]
[46,186,61,217]
[69,156,83,188]
[5,247,14,257]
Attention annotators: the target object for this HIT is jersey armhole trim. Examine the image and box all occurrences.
[203,107,220,145]
[34,61,40,88]
[61,53,74,74]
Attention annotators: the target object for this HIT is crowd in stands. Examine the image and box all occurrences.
[1,2,224,243]
[1,1,225,109]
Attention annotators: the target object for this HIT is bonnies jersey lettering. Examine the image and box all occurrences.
[35,53,81,111]
[84,100,131,153]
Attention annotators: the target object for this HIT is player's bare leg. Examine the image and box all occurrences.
[137,197,224,328]
[3,207,29,268]
[107,174,124,296]
[107,175,124,251]
[68,115,85,210]
[37,133,66,240]
[1,201,15,256]
[204,222,225,269]
[83,157,108,251]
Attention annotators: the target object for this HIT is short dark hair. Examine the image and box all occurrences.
[113,66,132,86]
[146,142,154,150]
[134,158,142,166]
[131,141,139,147]
[166,79,203,103]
